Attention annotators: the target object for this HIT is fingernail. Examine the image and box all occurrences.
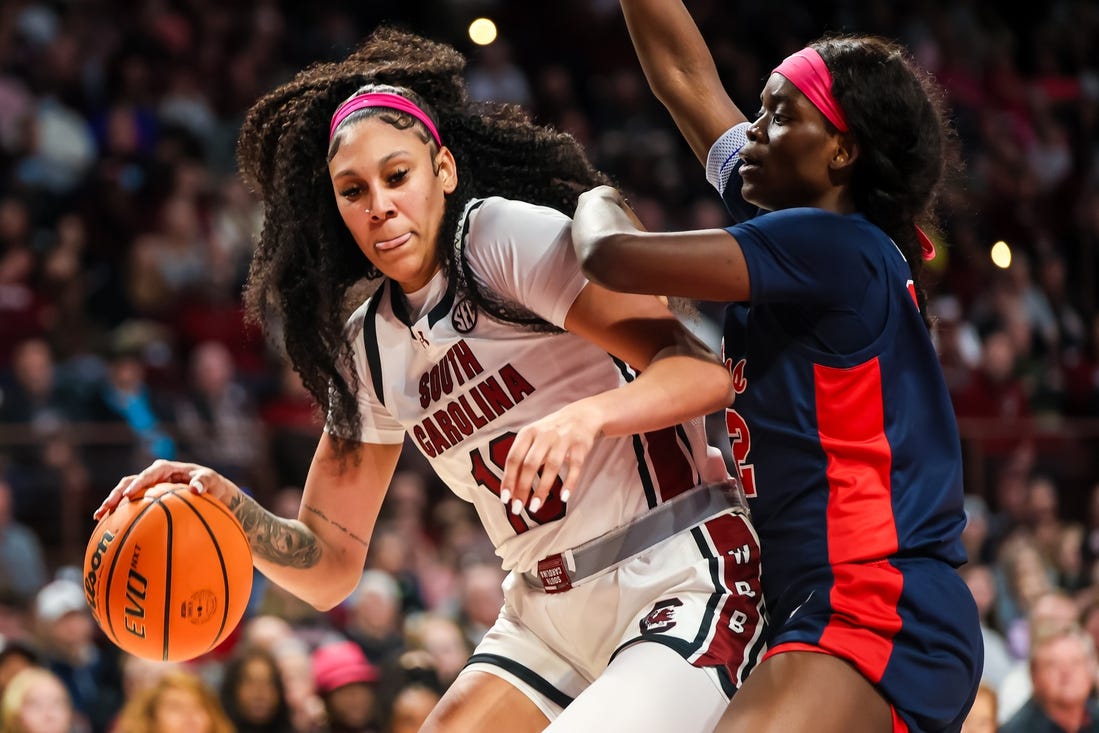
[191,480,205,494]
[511,499,523,515]
[529,497,542,513]
[500,489,511,505]
[561,489,571,503]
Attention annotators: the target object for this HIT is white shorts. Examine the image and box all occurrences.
[463,508,766,726]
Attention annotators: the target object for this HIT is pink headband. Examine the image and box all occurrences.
[772,48,848,132]
[328,92,442,146]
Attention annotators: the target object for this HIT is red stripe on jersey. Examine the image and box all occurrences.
[813,359,898,561]
[818,562,904,683]
[694,513,764,685]
[643,427,696,501]
[892,706,910,733]
[813,359,903,683]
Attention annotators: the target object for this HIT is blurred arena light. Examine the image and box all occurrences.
[469,17,498,45]
[990,240,1012,269]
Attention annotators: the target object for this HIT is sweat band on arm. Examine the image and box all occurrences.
[706,122,751,194]
[329,92,442,146]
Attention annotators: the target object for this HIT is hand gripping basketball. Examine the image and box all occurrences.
[84,482,253,661]
[93,459,237,522]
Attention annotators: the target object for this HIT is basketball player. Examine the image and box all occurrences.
[568,2,984,732]
[95,27,765,732]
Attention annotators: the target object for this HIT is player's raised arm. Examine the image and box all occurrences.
[619,0,746,164]
[572,185,751,302]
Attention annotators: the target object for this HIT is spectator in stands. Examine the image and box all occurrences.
[383,683,438,733]
[1024,473,1070,571]
[0,340,83,548]
[311,640,380,733]
[452,561,503,649]
[374,650,442,733]
[0,339,73,436]
[962,494,996,566]
[218,645,296,733]
[126,193,213,319]
[996,534,1060,660]
[113,654,182,718]
[960,563,1013,690]
[465,40,532,108]
[0,477,48,604]
[342,571,405,671]
[361,524,425,616]
[961,683,998,733]
[269,636,325,733]
[31,578,121,733]
[1000,622,1099,733]
[951,327,1033,457]
[0,198,45,367]
[111,670,234,733]
[80,324,176,481]
[1062,314,1099,418]
[0,593,30,661]
[174,340,265,486]
[0,640,39,700]
[258,360,323,490]
[0,666,76,733]
[402,614,470,692]
[997,588,1081,724]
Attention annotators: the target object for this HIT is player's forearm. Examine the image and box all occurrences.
[224,490,361,611]
[596,348,733,438]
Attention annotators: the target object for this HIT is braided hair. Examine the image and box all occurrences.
[236,26,610,445]
[814,34,960,323]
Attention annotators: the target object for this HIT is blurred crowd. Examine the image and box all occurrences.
[0,0,1097,731]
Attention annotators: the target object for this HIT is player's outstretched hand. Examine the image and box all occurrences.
[499,401,602,516]
[93,459,240,521]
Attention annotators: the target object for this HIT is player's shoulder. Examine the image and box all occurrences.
[468,196,570,237]
[746,208,886,249]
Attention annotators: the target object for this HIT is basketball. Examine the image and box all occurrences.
[82,483,253,662]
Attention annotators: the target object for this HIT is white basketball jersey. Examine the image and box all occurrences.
[334,197,720,573]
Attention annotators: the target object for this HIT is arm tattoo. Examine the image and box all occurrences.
[227,492,322,569]
[304,504,370,547]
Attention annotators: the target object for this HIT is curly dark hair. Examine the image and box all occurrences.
[814,34,961,322]
[236,26,611,446]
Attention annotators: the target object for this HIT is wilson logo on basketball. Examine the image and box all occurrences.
[83,530,115,614]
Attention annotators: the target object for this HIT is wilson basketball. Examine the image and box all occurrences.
[83,483,253,662]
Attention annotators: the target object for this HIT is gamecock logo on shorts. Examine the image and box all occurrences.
[453,298,477,334]
[640,598,683,634]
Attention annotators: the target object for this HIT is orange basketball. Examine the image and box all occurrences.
[82,483,253,662]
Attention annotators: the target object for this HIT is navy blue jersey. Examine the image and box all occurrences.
[720,206,968,625]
